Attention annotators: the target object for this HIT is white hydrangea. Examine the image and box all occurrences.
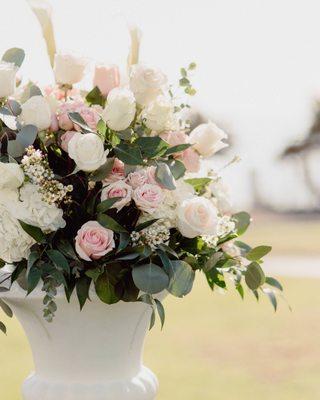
[15,183,66,233]
[0,191,35,263]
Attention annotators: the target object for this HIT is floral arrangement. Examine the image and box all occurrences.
[0,44,282,333]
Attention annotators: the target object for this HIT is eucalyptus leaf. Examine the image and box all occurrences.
[233,211,251,236]
[155,299,165,329]
[166,159,186,179]
[245,262,265,290]
[265,277,283,291]
[68,112,93,132]
[167,260,195,297]
[132,263,169,294]
[2,48,25,68]
[246,245,272,261]
[262,287,277,311]
[156,162,176,190]
[16,125,38,149]
[95,272,119,304]
[7,140,24,158]
[0,107,19,130]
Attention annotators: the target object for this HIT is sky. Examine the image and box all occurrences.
[1,0,320,209]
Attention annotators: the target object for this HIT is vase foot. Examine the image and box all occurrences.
[22,366,158,400]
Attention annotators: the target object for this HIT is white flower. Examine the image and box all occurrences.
[68,133,108,172]
[101,180,132,211]
[20,95,51,131]
[177,196,219,238]
[130,64,167,106]
[189,122,228,157]
[0,162,24,190]
[210,179,233,214]
[0,62,17,98]
[102,88,136,131]
[133,184,165,214]
[15,183,66,233]
[143,96,174,132]
[171,180,195,204]
[0,190,35,263]
[217,215,236,237]
[54,52,87,85]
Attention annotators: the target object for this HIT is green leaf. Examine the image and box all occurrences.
[114,143,144,165]
[89,158,114,182]
[7,140,25,158]
[164,143,191,156]
[166,159,186,179]
[246,245,272,261]
[236,284,244,299]
[117,233,130,253]
[136,137,169,158]
[76,275,91,310]
[135,219,158,232]
[18,220,45,243]
[167,260,195,297]
[56,239,78,260]
[97,214,128,233]
[245,262,266,290]
[68,112,93,132]
[233,212,251,236]
[0,299,13,318]
[2,48,25,68]
[86,86,105,106]
[97,119,107,136]
[0,321,7,334]
[132,263,169,294]
[156,162,176,190]
[180,68,187,77]
[16,125,38,148]
[185,178,212,194]
[203,252,224,273]
[265,277,283,291]
[27,251,39,272]
[97,197,122,213]
[262,287,277,311]
[27,266,41,294]
[95,271,119,304]
[155,299,165,329]
[180,77,190,87]
[234,240,252,256]
[46,250,70,274]
[85,268,102,283]
[188,62,197,70]
[0,107,19,130]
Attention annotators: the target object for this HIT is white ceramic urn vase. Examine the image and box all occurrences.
[1,283,159,400]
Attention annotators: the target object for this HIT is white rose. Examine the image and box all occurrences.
[68,132,108,172]
[0,162,24,190]
[0,62,17,98]
[15,183,66,233]
[133,184,164,214]
[177,197,219,238]
[189,122,228,157]
[0,190,35,263]
[102,88,136,131]
[54,52,87,85]
[20,95,51,131]
[101,180,133,211]
[130,64,167,106]
[143,96,174,132]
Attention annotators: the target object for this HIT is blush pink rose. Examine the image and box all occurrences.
[177,147,201,173]
[101,180,132,211]
[57,101,100,132]
[133,184,164,214]
[44,85,80,101]
[103,158,125,184]
[161,131,188,151]
[75,221,115,261]
[60,130,77,152]
[93,64,120,96]
[126,170,148,189]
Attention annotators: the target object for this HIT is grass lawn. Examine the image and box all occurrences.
[1,275,320,400]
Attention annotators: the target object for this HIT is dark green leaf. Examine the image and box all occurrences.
[156,162,176,190]
[155,299,165,329]
[85,268,102,283]
[0,321,7,334]
[164,143,191,156]
[89,158,114,182]
[46,250,70,274]
[245,262,265,290]
[135,219,158,232]
[18,220,45,243]
[233,212,251,236]
[132,263,169,294]
[2,48,25,68]
[236,284,244,299]
[136,137,169,158]
[68,112,93,132]
[97,214,127,233]
[117,233,130,253]
[167,260,195,297]
[265,277,283,291]
[246,246,272,261]
[95,272,119,304]
[27,251,39,272]
[27,266,41,294]
[56,239,78,260]
[76,275,91,310]
[114,143,143,165]
[0,299,13,318]
[97,197,122,213]
[86,86,105,106]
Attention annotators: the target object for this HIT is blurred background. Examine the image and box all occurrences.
[0,0,320,399]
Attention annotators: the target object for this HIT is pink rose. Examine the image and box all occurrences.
[93,64,120,96]
[133,184,164,214]
[75,221,115,261]
[60,130,77,152]
[161,131,188,151]
[177,147,200,173]
[57,101,100,132]
[101,180,132,211]
[103,158,125,184]
[145,166,159,186]
[126,170,148,189]
[45,85,80,101]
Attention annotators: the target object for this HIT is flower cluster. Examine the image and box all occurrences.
[0,44,280,329]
